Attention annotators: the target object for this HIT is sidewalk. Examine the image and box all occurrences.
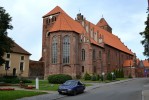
[16,79,134,100]
[142,84,149,100]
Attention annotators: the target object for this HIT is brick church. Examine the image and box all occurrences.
[41,6,134,78]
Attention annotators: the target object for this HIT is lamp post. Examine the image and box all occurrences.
[102,72,105,82]
[111,72,114,80]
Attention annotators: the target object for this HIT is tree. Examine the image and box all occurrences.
[0,7,14,65]
[140,6,149,58]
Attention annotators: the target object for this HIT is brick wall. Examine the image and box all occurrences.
[29,60,44,79]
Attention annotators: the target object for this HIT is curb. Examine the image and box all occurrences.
[85,78,134,91]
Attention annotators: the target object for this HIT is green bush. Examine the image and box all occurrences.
[21,79,32,83]
[0,76,32,84]
[83,72,91,80]
[48,74,72,84]
[106,73,112,80]
[0,76,20,83]
[106,72,116,80]
[128,74,132,78]
[76,75,81,79]
[91,74,97,81]
[97,74,100,80]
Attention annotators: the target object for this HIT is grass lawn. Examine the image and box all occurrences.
[27,80,92,91]
[80,79,102,83]
[0,90,46,100]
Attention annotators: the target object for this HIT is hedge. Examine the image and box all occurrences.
[48,74,72,84]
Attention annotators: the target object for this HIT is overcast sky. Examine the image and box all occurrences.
[1,0,147,60]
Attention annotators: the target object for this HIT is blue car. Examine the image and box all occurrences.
[58,80,85,95]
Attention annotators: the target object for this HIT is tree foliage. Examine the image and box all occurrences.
[0,7,14,65]
[140,13,149,58]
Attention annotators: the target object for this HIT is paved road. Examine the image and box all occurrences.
[58,78,149,100]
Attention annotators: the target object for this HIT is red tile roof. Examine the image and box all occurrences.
[44,6,133,55]
[43,6,86,34]
[11,42,31,55]
[123,60,133,67]
[100,28,133,55]
[143,60,149,67]
[43,6,65,17]
[86,20,133,55]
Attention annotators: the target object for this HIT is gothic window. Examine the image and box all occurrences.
[82,49,85,61]
[52,16,56,22]
[93,49,96,60]
[107,50,110,63]
[52,16,54,22]
[93,66,96,73]
[46,18,48,24]
[82,66,84,72]
[49,18,51,23]
[63,36,70,64]
[99,51,102,59]
[52,36,57,64]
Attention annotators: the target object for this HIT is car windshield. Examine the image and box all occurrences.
[63,81,77,86]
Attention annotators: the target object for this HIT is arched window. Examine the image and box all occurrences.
[63,36,70,64]
[82,49,85,61]
[82,66,84,72]
[99,51,102,59]
[52,36,57,64]
[93,49,96,60]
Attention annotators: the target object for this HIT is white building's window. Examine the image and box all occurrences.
[21,56,24,60]
[5,60,10,70]
[6,53,10,59]
[20,62,24,71]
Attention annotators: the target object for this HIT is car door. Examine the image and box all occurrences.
[77,81,84,92]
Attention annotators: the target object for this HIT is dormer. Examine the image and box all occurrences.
[98,34,104,44]
[96,18,112,33]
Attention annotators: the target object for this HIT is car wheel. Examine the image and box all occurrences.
[59,92,62,95]
[72,90,77,96]
[82,90,84,93]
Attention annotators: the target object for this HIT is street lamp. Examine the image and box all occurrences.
[102,72,105,82]
[111,72,114,80]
